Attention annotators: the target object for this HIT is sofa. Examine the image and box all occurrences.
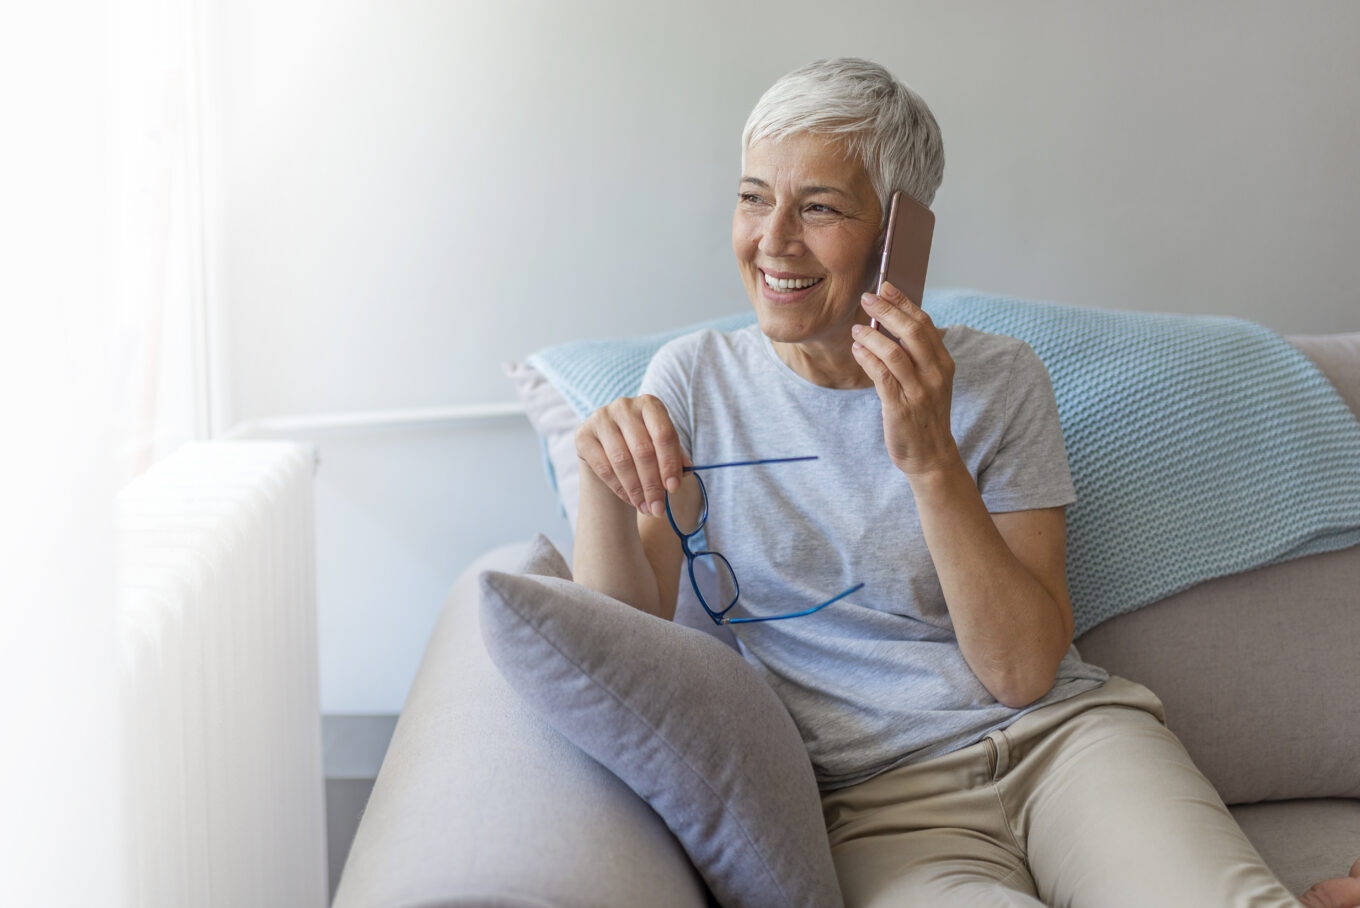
[333,314,1360,907]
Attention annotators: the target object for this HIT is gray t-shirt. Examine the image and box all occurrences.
[638,322,1108,791]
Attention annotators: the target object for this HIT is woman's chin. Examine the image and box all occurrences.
[753,306,813,344]
[752,299,853,346]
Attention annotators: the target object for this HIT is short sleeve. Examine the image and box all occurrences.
[977,343,1076,512]
[636,333,699,459]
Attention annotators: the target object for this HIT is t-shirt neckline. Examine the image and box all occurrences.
[749,322,958,397]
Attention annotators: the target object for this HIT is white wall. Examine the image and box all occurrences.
[213,0,1360,713]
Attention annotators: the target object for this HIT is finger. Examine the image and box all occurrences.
[575,428,635,507]
[612,405,669,517]
[639,396,685,494]
[863,284,937,339]
[851,322,928,400]
[850,333,927,408]
[850,334,893,389]
[878,280,921,308]
[894,317,951,392]
[862,288,948,384]
[879,281,947,339]
[594,413,649,512]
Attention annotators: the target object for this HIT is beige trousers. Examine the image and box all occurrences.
[820,676,1299,907]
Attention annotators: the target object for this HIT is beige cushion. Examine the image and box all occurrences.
[1288,332,1360,417]
[1232,798,1360,897]
[1075,544,1360,806]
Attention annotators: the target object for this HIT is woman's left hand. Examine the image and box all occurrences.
[850,281,960,479]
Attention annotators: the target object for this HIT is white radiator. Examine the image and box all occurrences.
[116,441,326,908]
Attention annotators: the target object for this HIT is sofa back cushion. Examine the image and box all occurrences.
[1288,332,1360,416]
[1076,544,1360,805]
[1078,332,1360,806]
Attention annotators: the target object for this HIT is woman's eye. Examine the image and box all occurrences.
[806,203,840,216]
[738,192,768,206]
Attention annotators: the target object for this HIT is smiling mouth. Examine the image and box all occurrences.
[762,272,823,292]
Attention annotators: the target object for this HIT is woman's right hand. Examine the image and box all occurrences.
[575,395,689,519]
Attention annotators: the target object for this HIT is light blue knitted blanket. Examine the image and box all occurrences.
[528,289,1360,635]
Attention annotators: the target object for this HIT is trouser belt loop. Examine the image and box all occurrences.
[988,730,1013,779]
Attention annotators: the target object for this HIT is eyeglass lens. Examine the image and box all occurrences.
[669,473,708,537]
[690,552,738,612]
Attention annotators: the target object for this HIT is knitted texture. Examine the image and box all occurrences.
[926,289,1360,634]
[526,290,1360,634]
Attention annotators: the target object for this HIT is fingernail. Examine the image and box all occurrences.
[881,281,898,296]
[861,293,881,311]
[851,324,865,336]
[650,500,665,518]
[665,476,679,492]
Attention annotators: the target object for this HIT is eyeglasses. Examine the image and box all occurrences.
[664,455,864,625]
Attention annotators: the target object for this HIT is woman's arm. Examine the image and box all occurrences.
[910,468,1074,707]
[571,395,699,621]
[573,465,668,617]
[851,282,1073,708]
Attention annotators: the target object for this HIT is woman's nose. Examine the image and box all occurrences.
[757,206,803,257]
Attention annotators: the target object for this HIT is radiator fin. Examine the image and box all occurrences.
[117,441,325,907]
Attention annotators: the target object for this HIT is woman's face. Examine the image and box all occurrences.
[732,132,883,347]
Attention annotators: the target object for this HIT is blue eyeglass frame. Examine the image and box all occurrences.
[663,455,864,625]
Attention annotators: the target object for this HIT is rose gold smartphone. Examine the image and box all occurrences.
[870,190,935,331]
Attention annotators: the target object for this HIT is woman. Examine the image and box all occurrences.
[571,58,1360,908]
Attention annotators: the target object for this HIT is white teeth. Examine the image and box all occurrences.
[763,273,822,291]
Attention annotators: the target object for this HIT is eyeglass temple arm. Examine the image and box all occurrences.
[721,582,865,625]
[684,455,818,473]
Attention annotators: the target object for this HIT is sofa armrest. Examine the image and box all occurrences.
[333,541,709,908]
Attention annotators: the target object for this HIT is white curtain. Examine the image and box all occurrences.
[110,0,216,483]
[0,0,214,904]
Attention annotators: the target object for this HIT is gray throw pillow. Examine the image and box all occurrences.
[479,534,844,908]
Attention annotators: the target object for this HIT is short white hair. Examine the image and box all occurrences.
[741,58,945,216]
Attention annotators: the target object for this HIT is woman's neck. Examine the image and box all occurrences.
[770,333,874,390]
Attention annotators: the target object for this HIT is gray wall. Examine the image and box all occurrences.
[213,0,1360,713]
